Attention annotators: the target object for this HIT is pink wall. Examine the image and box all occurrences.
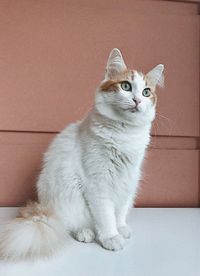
[0,0,199,207]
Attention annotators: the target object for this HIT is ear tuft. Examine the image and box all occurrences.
[146,64,164,88]
[105,48,127,79]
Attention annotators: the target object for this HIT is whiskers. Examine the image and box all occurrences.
[150,111,173,148]
[156,111,173,135]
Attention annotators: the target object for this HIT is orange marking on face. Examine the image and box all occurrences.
[150,90,157,105]
[100,80,119,92]
[100,69,134,92]
[112,69,133,81]
[144,75,157,105]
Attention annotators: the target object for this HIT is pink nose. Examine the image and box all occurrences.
[132,98,141,105]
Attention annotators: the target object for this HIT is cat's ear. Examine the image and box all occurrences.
[105,48,127,79]
[146,64,164,88]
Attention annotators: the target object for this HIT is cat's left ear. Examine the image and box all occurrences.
[105,48,127,79]
[146,64,164,88]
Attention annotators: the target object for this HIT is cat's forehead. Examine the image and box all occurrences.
[113,69,146,86]
[100,69,147,93]
[132,71,146,90]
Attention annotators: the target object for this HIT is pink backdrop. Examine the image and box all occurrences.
[0,0,199,207]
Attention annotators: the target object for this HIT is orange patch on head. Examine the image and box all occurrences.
[100,69,134,92]
[100,80,119,92]
[112,69,133,82]
[150,90,157,105]
[144,76,157,105]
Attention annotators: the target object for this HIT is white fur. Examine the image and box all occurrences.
[105,48,127,79]
[0,49,164,259]
[0,203,67,260]
[146,64,164,87]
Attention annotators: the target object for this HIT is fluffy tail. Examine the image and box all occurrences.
[0,202,67,260]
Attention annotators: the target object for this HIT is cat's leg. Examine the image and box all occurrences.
[116,198,132,239]
[85,197,125,251]
[64,193,95,243]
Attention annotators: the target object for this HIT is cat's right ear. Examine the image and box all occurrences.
[105,48,127,80]
[146,64,164,88]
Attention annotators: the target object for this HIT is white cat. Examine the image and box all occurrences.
[0,48,164,260]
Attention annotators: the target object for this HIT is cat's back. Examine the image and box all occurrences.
[44,121,82,162]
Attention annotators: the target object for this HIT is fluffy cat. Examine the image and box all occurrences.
[0,48,164,260]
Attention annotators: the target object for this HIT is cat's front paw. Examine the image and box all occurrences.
[100,234,125,251]
[118,225,132,239]
[73,228,95,243]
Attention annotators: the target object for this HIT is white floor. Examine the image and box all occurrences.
[0,208,199,276]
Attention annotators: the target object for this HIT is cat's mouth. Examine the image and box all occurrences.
[123,106,138,113]
[131,107,138,113]
[121,104,139,113]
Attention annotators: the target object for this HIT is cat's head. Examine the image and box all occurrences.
[95,48,164,126]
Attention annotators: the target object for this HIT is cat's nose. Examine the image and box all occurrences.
[132,98,141,106]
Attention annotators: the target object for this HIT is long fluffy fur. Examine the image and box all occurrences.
[0,48,164,260]
[0,202,66,260]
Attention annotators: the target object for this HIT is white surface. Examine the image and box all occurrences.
[0,208,199,276]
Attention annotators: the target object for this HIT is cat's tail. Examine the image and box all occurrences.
[0,202,67,260]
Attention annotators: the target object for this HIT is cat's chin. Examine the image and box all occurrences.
[95,102,154,126]
[131,107,138,113]
[123,107,139,113]
[122,106,156,126]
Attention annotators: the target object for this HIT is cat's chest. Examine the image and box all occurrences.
[105,141,145,199]
[107,135,149,170]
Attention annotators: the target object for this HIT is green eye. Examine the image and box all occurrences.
[121,81,132,92]
[142,88,151,97]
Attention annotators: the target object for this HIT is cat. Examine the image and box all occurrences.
[0,48,164,260]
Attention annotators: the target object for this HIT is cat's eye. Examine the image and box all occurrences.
[142,88,151,97]
[121,81,132,92]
